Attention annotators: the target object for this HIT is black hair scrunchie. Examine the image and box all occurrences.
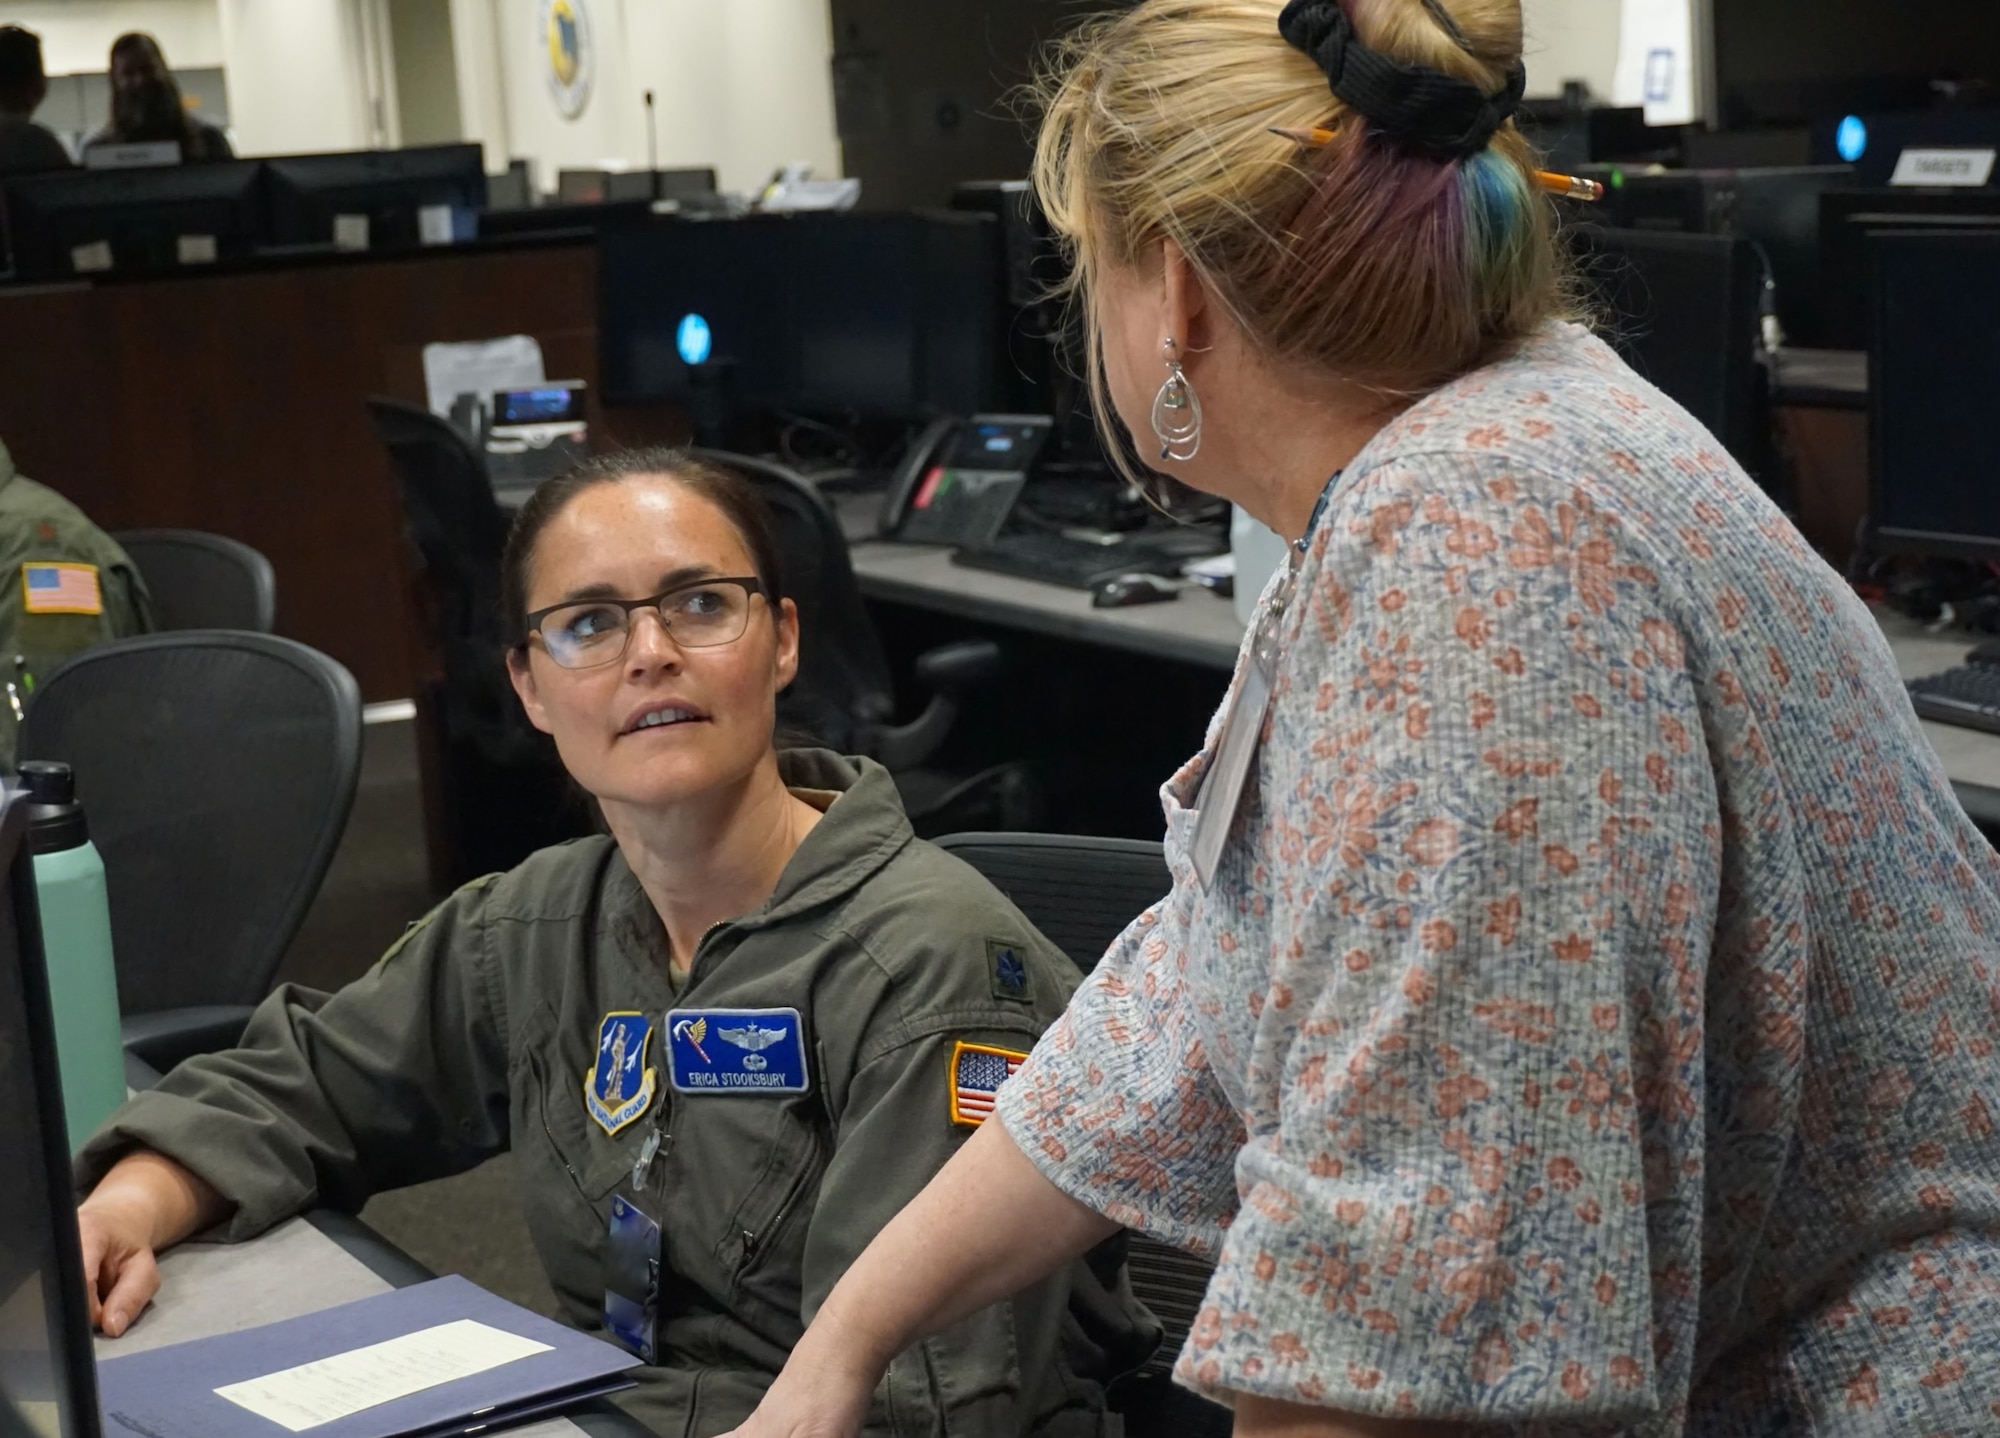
[1277,0,1527,162]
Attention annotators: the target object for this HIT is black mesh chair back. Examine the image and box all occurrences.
[693,450,897,750]
[18,631,361,1021]
[933,832,1170,972]
[363,397,512,652]
[112,528,276,632]
[932,831,1227,1436]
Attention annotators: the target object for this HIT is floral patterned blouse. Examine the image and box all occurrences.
[996,322,2000,1434]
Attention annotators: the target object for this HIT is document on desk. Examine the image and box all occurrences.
[213,1320,551,1432]
[96,1274,637,1438]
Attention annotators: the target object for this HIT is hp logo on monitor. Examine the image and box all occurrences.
[676,313,712,366]
[1836,115,1868,163]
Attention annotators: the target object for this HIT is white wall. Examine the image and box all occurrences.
[1520,0,1622,100]
[212,0,373,154]
[2,0,224,73]
[486,0,840,194]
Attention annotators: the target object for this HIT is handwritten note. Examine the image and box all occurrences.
[212,1319,550,1433]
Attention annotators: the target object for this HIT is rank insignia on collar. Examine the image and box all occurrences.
[987,939,1031,1003]
[586,1011,657,1135]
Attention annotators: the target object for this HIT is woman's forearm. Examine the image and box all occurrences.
[799,1118,1119,1380]
[82,1149,228,1249]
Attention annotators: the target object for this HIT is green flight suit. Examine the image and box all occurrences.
[0,437,155,769]
[77,750,1159,1436]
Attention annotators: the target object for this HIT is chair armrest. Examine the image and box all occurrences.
[124,1050,165,1094]
[861,640,1003,772]
[122,1005,258,1074]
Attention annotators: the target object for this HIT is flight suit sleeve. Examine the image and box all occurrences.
[799,1022,1097,1437]
[74,879,513,1240]
[103,557,157,637]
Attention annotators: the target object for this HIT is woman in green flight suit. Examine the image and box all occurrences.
[72,450,1155,1436]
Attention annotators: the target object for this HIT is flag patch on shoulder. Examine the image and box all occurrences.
[22,563,102,616]
[949,1040,1027,1128]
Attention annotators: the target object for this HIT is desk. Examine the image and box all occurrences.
[849,538,1245,673]
[94,1214,647,1437]
[1874,608,2000,795]
[838,516,2000,805]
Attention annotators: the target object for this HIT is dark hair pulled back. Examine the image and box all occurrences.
[500,447,785,649]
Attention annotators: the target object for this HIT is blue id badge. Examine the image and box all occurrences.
[604,1194,660,1363]
[665,1008,811,1094]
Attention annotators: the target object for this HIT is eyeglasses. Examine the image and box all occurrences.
[523,576,765,670]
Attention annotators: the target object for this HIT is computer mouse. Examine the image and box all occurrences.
[1091,572,1180,608]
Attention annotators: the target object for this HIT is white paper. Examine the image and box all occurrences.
[177,234,219,265]
[333,213,371,252]
[1612,0,1697,126]
[212,1318,551,1433]
[70,241,113,274]
[418,204,456,246]
[421,335,547,418]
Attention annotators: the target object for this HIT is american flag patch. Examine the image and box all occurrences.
[21,563,102,616]
[949,1040,1027,1128]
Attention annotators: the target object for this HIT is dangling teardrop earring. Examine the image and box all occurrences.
[1149,338,1202,463]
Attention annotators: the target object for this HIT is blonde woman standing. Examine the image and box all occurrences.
[730,0,2000,1433]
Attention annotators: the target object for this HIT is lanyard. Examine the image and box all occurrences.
[1190,470,1342,889]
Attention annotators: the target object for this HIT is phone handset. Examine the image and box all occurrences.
[878,416,961,538]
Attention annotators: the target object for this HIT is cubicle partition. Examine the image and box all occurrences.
[0,237,682,703]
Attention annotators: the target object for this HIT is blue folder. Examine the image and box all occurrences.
[96,1275,639,1438]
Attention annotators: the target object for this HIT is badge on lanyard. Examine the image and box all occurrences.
[666,1008,811,1094]
[1189,564,1292,891]
[586,1011,658,1135]
[604,1194,661,1364]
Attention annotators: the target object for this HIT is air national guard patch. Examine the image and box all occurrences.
[586,1011,657,1135]
[667,1008,810,1094]
[949,1041,1027,1128]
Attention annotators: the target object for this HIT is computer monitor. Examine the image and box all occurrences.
[788,211,1000,416]
[1595,167,1854,348]
[1868,231,2000,562]
[0,161,264,282]
[262,143,485,251]
[555,168,716,205]
[1571,225,1765,475]
[485,161,534,212]
[1820,189,2000,348]
[0,790,105,1438]
[1710,0,2000,129]
[596,210,1003,419]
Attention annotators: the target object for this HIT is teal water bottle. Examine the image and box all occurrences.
[20,760,126,1151]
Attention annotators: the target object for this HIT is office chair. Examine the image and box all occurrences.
[1569,225,1772,485]
[18,632,362,1072]
[931,832,1229,1438]
[363,397,590,888]
[695,450,1041,835]
[112,528,277,632]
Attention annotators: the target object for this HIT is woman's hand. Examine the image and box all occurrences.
[719,1341,878,1438]
[75,1150,227,1337]
[76,1188,163,1337]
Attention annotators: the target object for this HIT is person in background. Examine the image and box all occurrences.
[0,25,73,175]
[84,32,231,163]
[0,435,155,770]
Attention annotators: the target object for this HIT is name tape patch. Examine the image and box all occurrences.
[667,1007,810,1094]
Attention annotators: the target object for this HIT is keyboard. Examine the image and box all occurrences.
[952,529,1226,590]
[1908,664,2000,735]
